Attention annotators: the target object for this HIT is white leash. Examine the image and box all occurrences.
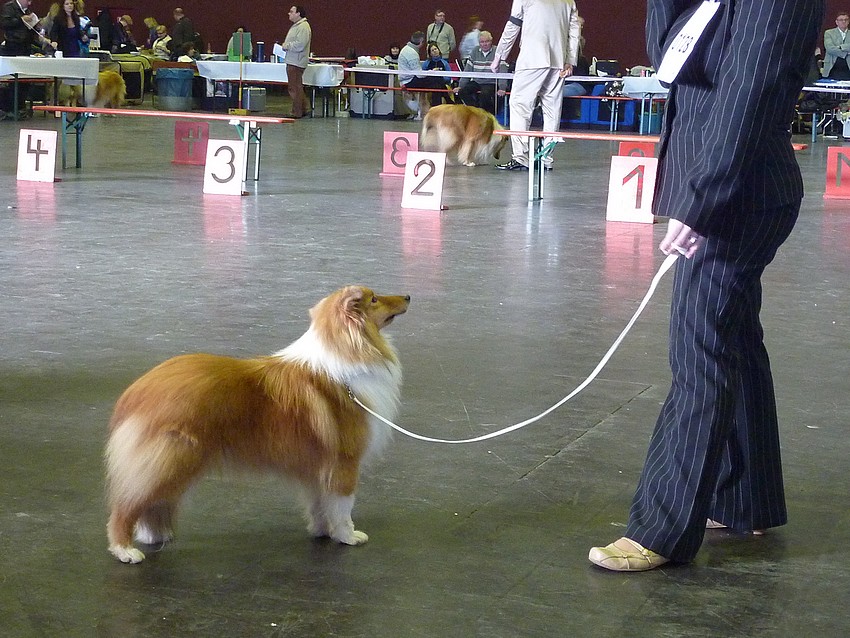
[348,253,680,444]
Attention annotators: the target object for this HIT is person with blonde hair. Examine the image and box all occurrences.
[143,16,159,48]
[458,15,483,64]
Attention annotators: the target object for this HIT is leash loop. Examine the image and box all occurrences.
[350,253,679,444]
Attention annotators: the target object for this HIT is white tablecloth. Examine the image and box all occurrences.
[195,61,344,87]
[0,56,99,84]
[622,76,669,98]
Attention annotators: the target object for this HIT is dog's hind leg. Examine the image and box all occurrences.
[135,499,177,546]
[105,420,205,563]
[301,485,330,539]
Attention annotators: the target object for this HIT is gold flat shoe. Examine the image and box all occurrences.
[588,537,669,572]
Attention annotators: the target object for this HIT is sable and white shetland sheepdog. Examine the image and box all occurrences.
[105,286,410,564]
[420,104,508,167]
[59,70,126,109]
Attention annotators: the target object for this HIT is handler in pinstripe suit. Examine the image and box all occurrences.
[589,0,825,572]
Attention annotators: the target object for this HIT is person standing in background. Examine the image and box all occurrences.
[458,15,483,64]
[588,0,824,572]
[490,0,580,171]
[169,7,194,57]
[0,0,52,118]
[49,0,88,57]
[426,9,455,59]
[281,5,311,118]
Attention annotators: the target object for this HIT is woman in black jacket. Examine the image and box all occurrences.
[49,0,88,57]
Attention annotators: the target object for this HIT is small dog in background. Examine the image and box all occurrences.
[420,104,508,167]
[104,286,410,564]
[58,70,126,109]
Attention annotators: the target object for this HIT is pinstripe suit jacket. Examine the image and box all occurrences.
[647,0,824,236]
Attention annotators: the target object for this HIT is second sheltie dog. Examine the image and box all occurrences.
[105,286,410,564]
[420,104,508,167]
[59,70,127,109]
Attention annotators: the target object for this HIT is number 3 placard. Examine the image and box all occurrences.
[203,139,248,195]
[606,155,657,223]
[400,151,446,211]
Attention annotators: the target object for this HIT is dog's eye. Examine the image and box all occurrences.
[371,296,378,304]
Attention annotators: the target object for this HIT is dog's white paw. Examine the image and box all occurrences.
[463,161,477,167]
[110,545,146,564]
[335,530,369,546]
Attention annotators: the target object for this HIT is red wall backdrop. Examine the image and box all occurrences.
[89,1,846,69]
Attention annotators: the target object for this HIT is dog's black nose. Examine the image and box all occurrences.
[404,295,411,302]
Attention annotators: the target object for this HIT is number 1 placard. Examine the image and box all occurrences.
[203,139,248,195]
[400,151,446,211]
[17,129,57,183]
[606,155,657,223]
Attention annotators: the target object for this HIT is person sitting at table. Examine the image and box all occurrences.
[176,41,198,62]
[48,0,88,58]
[226,26,252,61]
[111,14,137,53]
[384,43,401,67]
[422,41,453,103]
[823,12,850,80]
[456,30,508,114]
[399,30,446,118]
[0,0,53,119]
[151,24,172,59]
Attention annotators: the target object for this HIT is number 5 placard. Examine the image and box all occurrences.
[400,151,446,211]
[203,139,248,195]
[606,155,657,223]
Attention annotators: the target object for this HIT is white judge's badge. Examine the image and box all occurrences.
[656,1,723,84]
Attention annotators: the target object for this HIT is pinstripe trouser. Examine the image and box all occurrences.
[627,201,799,562]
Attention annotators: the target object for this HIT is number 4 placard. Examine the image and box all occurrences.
[203,139,248,195]
[400,151,446,211]
[606,155,657,223]
[17,129,57,183]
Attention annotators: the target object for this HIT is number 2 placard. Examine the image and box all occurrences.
[400,151,446,211]
[606,155,657,223]
[203,139,248,195]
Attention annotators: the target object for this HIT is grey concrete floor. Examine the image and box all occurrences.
[1,104,849,637]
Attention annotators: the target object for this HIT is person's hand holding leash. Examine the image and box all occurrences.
[660,218,704,259]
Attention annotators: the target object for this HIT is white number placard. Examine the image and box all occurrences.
[17,129,57,183]
[655,1,722,84]
[606,155,657,223]
[400,151,446,211]
[203,139,248,195]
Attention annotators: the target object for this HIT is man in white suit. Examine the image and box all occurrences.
[490,0,580,171]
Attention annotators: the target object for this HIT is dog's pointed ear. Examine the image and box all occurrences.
[310,285,366,322]
[338,285,366,313]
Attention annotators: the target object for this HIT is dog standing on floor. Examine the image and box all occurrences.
[58,70,126,109]
[105,286,410,564]
[420,104,508,166]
